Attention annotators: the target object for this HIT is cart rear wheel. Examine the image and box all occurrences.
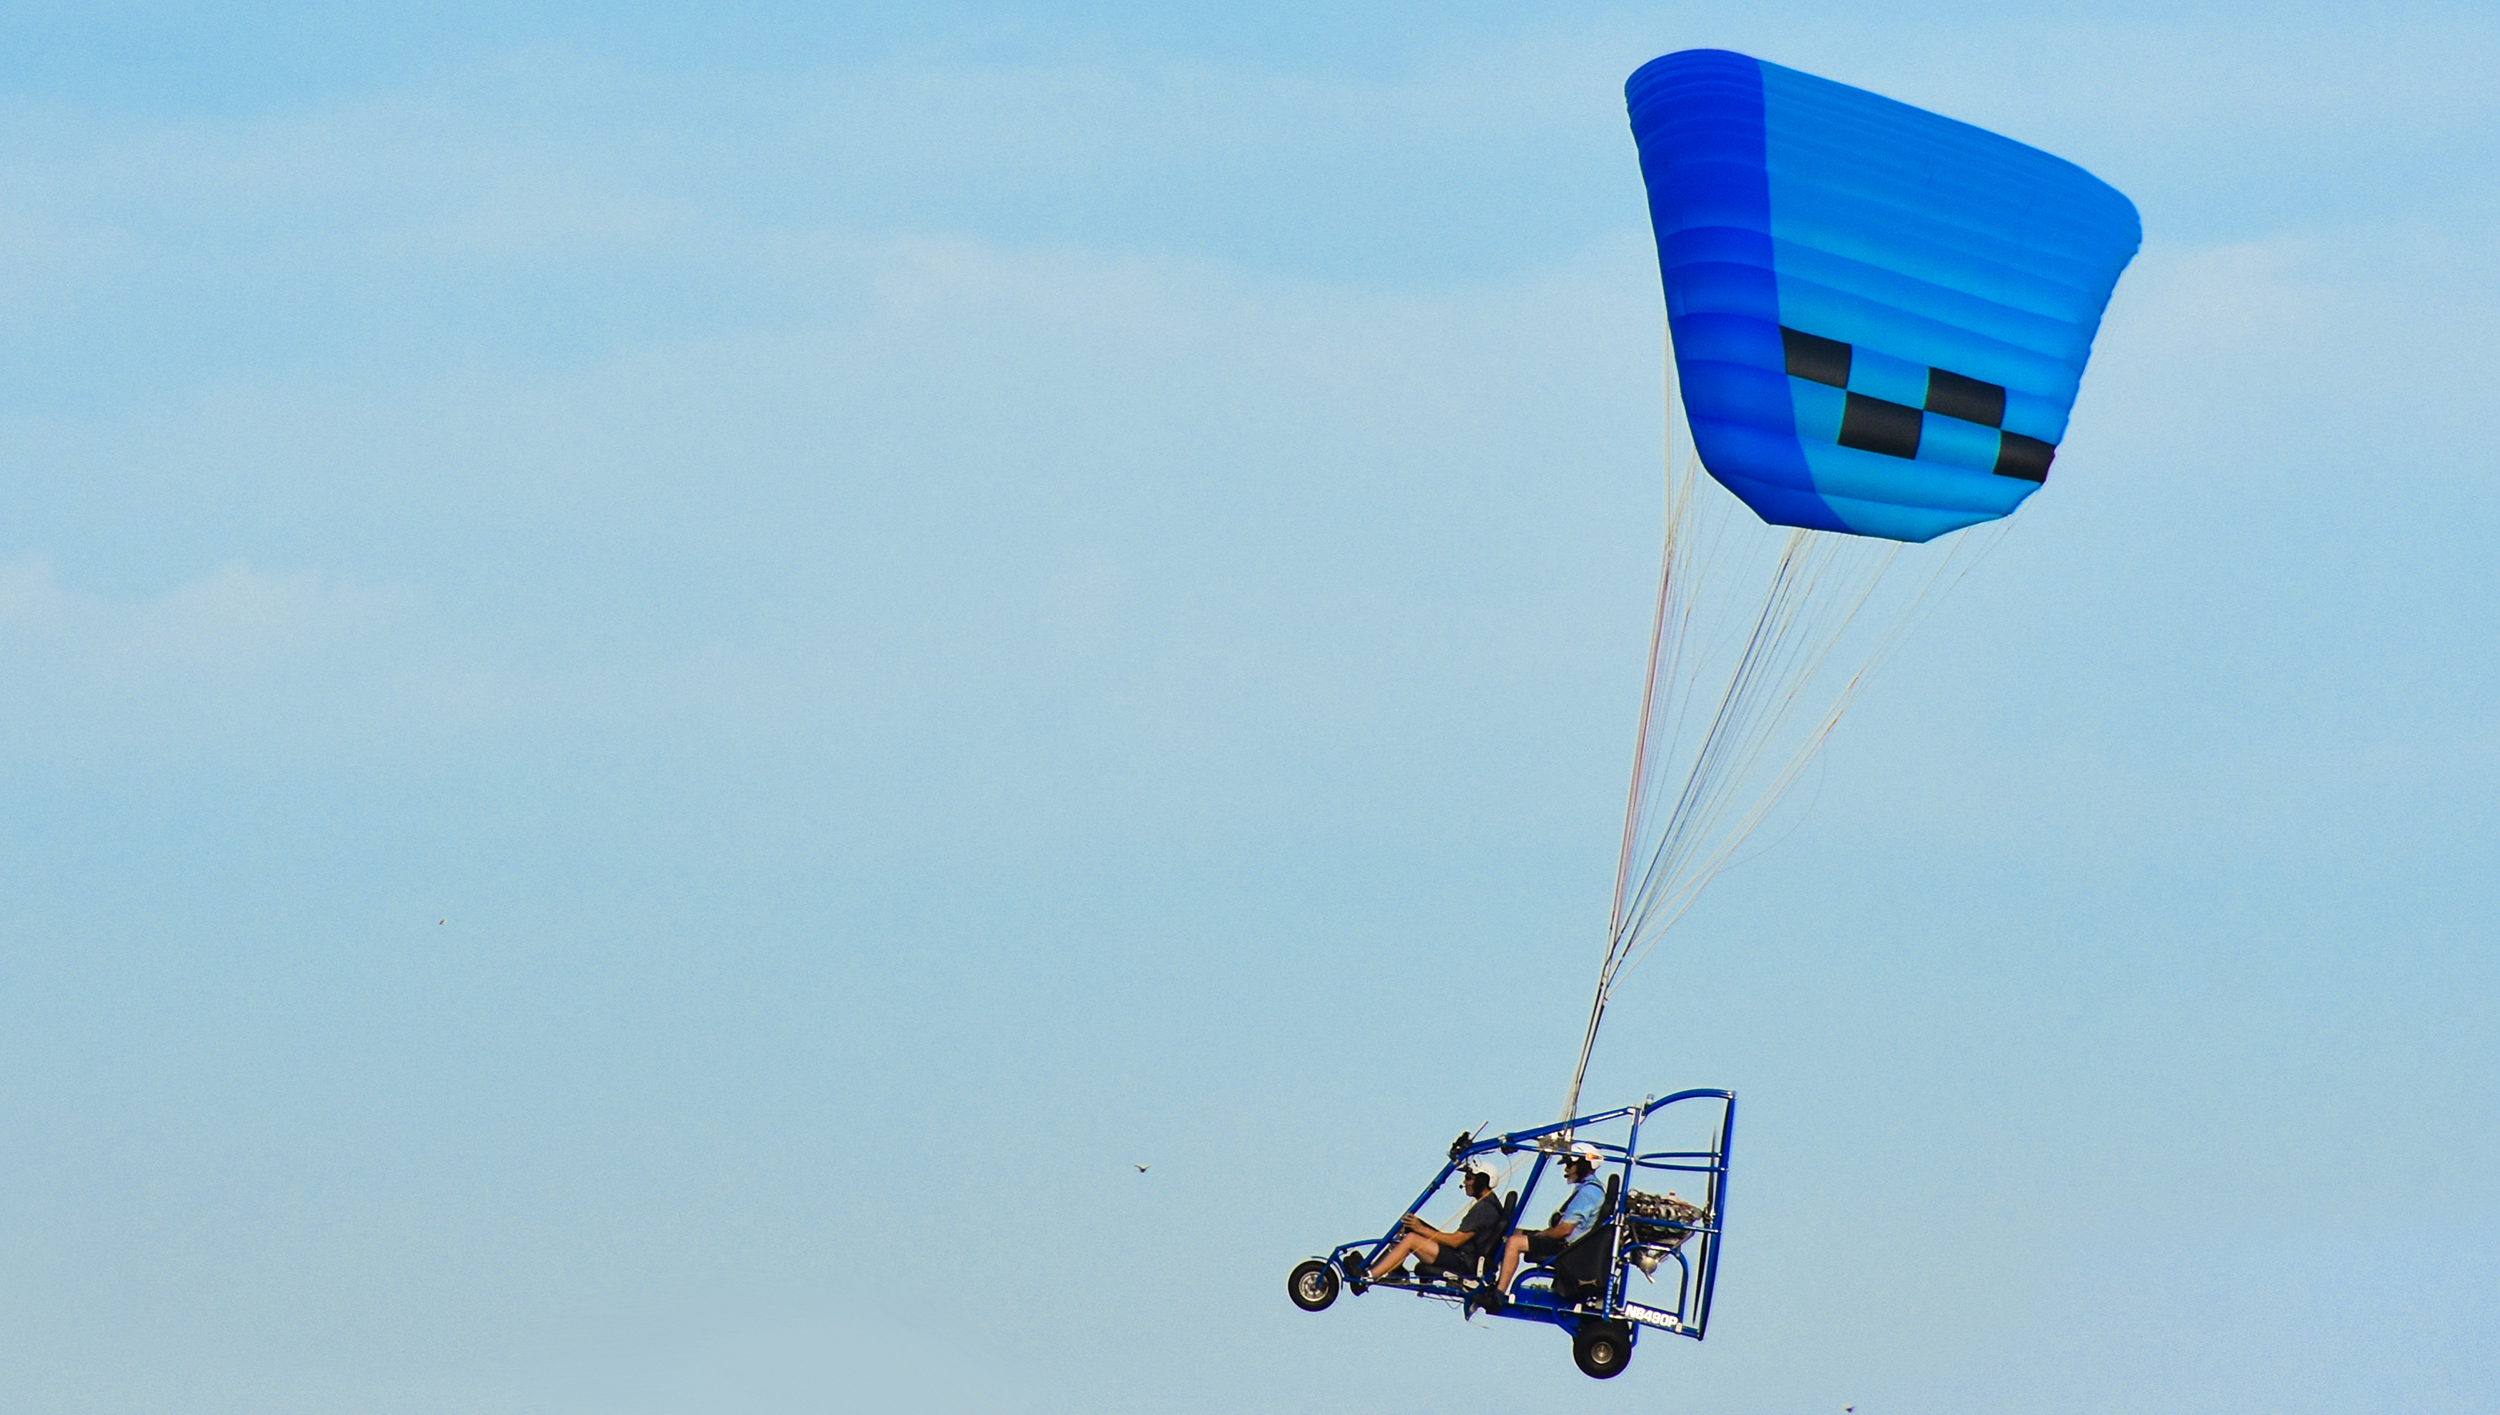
[1572,1323,1633,1379]
[1288,1259,1341,1312]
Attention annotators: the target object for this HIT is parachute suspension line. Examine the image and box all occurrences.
[1568,522,1676,1124]
[1566,530,1881,1118]
[1601,320,1688,1000]
[1561,321,2015,1122]
[1618,534,1894,943]
[1564,318,1696,1123]
[1605,479,1677,963]
[1611,519,2005,983]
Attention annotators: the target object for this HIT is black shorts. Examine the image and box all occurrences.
[1524,1233,1570,1261]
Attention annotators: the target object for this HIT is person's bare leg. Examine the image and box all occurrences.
[1496,1233,1530,1292]
[1366,1235,1442,1281]
[1365,1235,1418,1281]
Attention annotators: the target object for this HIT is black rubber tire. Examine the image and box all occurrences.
[1288,1259,1341,1312]
[1572,1323,1633,1379]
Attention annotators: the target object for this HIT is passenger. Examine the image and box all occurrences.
[1365,1167,1501,1283]
[1490,1143,1607,1300]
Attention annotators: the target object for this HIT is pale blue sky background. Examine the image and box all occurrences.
[0,3,2493,1411]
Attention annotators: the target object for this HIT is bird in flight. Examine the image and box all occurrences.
[1134,1164,1150,1173]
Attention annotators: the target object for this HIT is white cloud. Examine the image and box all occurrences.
[0,559,414,758]
[0,556,403,660]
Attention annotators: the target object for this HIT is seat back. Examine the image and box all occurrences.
[1449,1191,1516,1277]
[1475,1191,1521,1273]
[1548,1174,1627,1299]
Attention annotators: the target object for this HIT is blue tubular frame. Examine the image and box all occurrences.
[1313,1089,1736,1344]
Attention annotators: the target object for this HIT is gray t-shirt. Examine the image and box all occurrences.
[1451,1194,1501,1253]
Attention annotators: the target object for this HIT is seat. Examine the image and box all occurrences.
[1545,1174,1622,1303]
[1417,1189,1515,1283]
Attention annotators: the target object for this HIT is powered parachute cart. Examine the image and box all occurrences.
[1286,1090,1732,1380]
[1285,40,2136,1387]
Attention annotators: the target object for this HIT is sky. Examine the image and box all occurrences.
[0,2,2493,1411]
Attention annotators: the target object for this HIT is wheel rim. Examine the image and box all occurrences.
[1590,1339,1620,1368]
[1298,1273,1327,1302]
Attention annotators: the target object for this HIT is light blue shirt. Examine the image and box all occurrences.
[1554,1178,1605,1238]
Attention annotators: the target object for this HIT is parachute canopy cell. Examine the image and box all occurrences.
[1627,50,2141,543]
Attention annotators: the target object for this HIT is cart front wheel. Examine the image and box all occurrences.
[1288,1259,1341,1312]
[1572,1323,1633,1379]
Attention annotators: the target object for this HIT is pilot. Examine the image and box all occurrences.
[1364,1166,1501,1283]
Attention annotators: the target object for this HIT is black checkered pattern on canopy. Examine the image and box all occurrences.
[1780,326,2055,482]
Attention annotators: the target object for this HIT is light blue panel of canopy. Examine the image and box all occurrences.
[1626,50,2141,542]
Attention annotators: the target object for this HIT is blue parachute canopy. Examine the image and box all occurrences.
[1627,51,2141,542]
